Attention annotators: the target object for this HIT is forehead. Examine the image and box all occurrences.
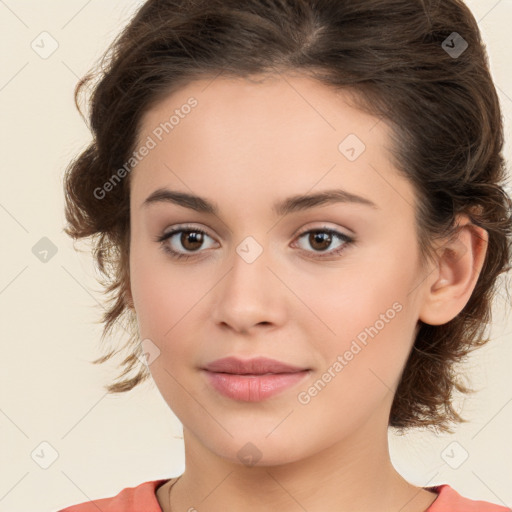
[137,73,384,149]
[131,74,415,215]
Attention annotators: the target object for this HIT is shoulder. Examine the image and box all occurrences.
[427,484,511,512]
[56,479,170,512]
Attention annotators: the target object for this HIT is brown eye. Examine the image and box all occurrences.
[157,227,216,260]
[293,227,354,258]
[180,231,204,251]
[308,231,333,251]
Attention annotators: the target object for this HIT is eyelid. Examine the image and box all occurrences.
[160,223,217,242]
[293,222,352,238]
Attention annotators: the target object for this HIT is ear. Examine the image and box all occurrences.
[418,214,489,326]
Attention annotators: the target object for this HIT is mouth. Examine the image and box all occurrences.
[201,356,311,401]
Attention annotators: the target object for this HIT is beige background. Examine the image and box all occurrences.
[0,1,511,511]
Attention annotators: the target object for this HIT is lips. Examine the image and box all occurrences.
[201,357,311,401]
[202,356,308,375]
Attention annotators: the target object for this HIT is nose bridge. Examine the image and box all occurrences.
[211,232,284,330]
[226,233,272,299]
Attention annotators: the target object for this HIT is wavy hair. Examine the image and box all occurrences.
[63,0,512,432]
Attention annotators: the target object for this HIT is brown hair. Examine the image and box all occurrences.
[63,0,512,432]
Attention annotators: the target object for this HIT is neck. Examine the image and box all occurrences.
[159,409,438,512]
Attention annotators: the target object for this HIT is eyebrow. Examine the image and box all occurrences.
[141,187,379,216]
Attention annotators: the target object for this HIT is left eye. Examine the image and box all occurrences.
[292,228,353,256]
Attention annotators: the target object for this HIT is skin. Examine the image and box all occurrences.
[126,73,488,512]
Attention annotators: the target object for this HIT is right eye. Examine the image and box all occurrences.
[156,226,217,260]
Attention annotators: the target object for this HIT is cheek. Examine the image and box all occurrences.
[129,249,217,380]
[130,240,200,333]
[296,283,414,438]
[305,255,416,387]
[130,257,199,396]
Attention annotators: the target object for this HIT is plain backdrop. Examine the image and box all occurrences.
[0,1,511,511]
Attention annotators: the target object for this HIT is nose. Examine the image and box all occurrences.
[210,240,287,335]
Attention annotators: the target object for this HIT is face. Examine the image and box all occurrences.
[128,73,428,466]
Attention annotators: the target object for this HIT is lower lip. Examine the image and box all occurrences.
[202,370,310,402]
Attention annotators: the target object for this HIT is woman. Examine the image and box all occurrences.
[58,0,511,510]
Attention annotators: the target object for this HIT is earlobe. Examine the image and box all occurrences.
[418,216,488,326]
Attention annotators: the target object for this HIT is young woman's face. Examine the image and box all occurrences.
[128,74,429,465]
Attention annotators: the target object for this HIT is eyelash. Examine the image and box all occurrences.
[155,225,355,261]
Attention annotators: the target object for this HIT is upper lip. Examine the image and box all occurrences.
[202,357,308,375]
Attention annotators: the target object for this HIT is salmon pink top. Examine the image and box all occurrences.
[57,478,511,511]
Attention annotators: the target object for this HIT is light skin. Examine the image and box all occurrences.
[126,73,488,512]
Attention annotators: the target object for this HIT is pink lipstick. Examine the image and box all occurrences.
[201,356,310,402]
